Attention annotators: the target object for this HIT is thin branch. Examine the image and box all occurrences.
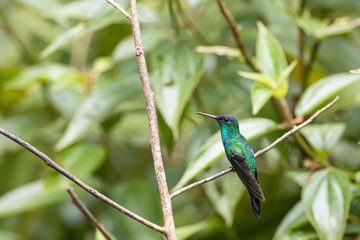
[106,0,131,21]
[254,96,338,156]
[66,187,114,240]
[171,167,233,199]
[216,0,258,71]
[174,0,208,44]
[0,128,164,234]
[171,96,339,198]
[128,0,177,239]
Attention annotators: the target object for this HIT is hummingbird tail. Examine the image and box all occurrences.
[249,192,260,218]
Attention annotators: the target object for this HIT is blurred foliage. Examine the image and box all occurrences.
[1,0,360,239]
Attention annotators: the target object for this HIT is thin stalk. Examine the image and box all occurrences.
[129,1,177,239]
[303,39,321,88]
[216,0,257,71]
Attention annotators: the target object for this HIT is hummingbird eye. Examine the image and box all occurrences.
[224,118,229,123]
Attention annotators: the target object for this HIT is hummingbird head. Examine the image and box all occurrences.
[196,112,239,130]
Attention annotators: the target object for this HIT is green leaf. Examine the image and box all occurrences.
[297,16,328,39]
[110,181,162,240]
[238,71,274,88]
[324,17,360,38]
[112,26,169,62]
[301,123,346,153]
[55,79,139,150]
[298,16,360,39]
[61,143,105,179]
[274,201,309,240]
[331,140,360,170]
[41,9,121,58]
[295,73,360,117]
[287,170,308,188]
[0,181,67,218]
[0,230,21,240]
[152,41,203,136]
[273,60,297,98]
[176,221,208,240]
[173,118,277,190]
[95,229,116,240]
[202,161,245,226]
[302,169,351,240]
[196,45,243,60]
[6,63,84,89]
[256,22,287,82]
[251,83,273,114]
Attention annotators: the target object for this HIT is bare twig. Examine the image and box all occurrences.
[254,96,339,157]
[171,167,233,199]
[66,187,114,240]
[128,0,177,239]
[106,0,131,21]
[216,0,257,71]
[171,96,339,198]
[0,128,164,234]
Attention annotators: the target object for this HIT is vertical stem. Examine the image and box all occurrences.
[298,29,305,89]
[278,98,319,161]
[298,0,306,90]
[216,0,258,72]
[280,97,293,123]
[129,1,177,239]
[303,39,321,88]
[168,0,180,35]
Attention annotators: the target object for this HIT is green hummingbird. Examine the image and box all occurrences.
[197,112,265,218]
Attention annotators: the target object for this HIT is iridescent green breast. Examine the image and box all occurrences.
[220,125,256,175]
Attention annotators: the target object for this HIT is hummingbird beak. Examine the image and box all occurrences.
[196,112,219,119]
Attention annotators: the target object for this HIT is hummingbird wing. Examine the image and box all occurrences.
[229,152,265,201]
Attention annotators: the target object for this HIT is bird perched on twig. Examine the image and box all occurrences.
[197,112,265,218]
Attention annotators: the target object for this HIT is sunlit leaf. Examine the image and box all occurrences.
[251,83,273,114]
[297,16,328,39]
[196,45,243,60]
[110,181,162,240]
[295,73,360,117]
[112,26,169,62]
[350,68,360,74]
[324,17,360,38]
[95,228,116,240]
[173,118,277,190]
[238,71,274,88]
[273,60,297,98]
[274,201,309,240]
[41,10,121,58]
[176,221,208,240]
[302,169,351,240]
[331,141,360,171]
[287,170,308,188]
[6,63,84,89]
[299,16,360,39]
[55,79,139,150]
[61,143,105,179]
[301,123,345,154]
[256,21,287,82]
[202,160,245,226]
[0,230,21,240]
[45,0,115,21]
[0,181,67,218]
[152,41,203,136]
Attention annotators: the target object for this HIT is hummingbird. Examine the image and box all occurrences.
[197,112,265,218]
